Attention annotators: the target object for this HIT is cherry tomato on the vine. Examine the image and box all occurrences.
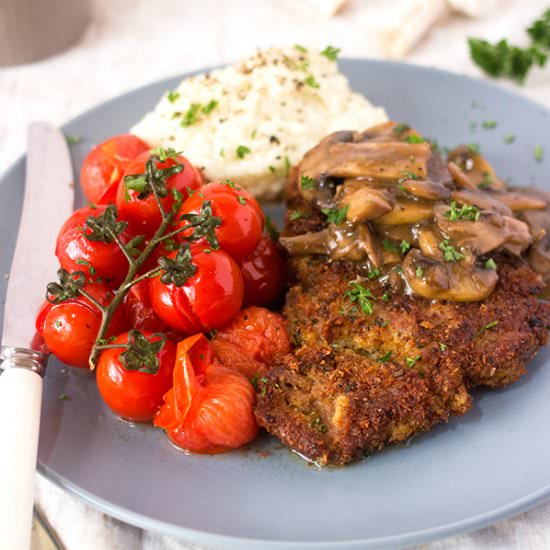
[116,151,204,237]
[177,181,264,260]
[124,280,167,333]
[35,281,128,369]
[154,334,258,453]
[80,134,150,205]
[55,205,135,288]
[211,306,290,379]
[96,331,176,422]
[239,234,286,306]
[149,247,244,334]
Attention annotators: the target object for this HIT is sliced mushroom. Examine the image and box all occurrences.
[496,192,547,212]
[377,200,434,225]
[447,146,506,191]
[451,189,512,216]
[435,206,532,256]
[279,229,330,256]
[402,179,450,201]
[336,181,394,222]
[417,225,443,259]
[402,249,498,302]
[528,241,550,280]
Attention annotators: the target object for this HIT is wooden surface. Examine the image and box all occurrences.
[2,0,550,548]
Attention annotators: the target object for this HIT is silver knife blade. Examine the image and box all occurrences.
[2,123,74,349]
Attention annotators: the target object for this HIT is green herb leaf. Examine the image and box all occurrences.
[482,120,497,129]
[202,99,218,114]
[294,44,308,53]
[321,45,340,61]
[124,155,183,200]
[467,143,481,155]
[289,211,304,221]
[406,354,421,367]
[284,155,291,176]
[167,90,180,103]
[321,205,348,225]
[445,201,480,222]
[378,351,392,363]
[265,216,279,242]
[477,171,493,189]
[304,75,320,89]
[300,174,316,190]
[382,239,399,253]
[439,240,465,262]
[405,134,425,143]
[416,266,424,278]
[479,320,499,333]
[484,257,497,270]
[393,123,410,136]
[75,258,96,276]
[535,144,543,162]
[344,281,376,315]
[236,145,251,159]
[181,103,201,127]
[527,9,550,49]
[65,134,81,145]
[399,240,411,254]
[504,134,515,144]
[439,343,448,351]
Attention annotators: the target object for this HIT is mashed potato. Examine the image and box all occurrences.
[131,47,387,199]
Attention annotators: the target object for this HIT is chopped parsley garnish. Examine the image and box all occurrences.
[535,144,543,162]
[439,240,465,262]
[527,9,550,48]
[201,99,219,114]
[504,134,516,144]
[406,355,421,367]
[289,211,304,221]
[75,258,96,276]
[65,134,81,145]
[393,123,410,135]
[367,268,380,280]
[59,393,71,401]
[382,239,399,253]
[397,170,420,185]
[405,134,425,143]
[220,148,225,158]
[304,75,320,89]
[296,60,310,72]
[439,343,448,351]
[482,120,497,129]
[378,351,392,363]
[236,145,251,159]
[445,201,480,222]
[300,174,316,190]
[294,44,308,53]
[399,240,411,254]
[484,257,497,270]
[167,90,180,103]
[237,195,247,205]
[478,171,493,189]
[467,143,481,155]
[284,155,291,176]
[181,103,201,127]
[381,292,390,302]
[479,320,499,333]
[344,281,376,315]
[265,216,279,241]
[416,266,424,278]
[321,205,348,225]
[150,147,182,161]
[268,165,276,174]
[321,45,341,61]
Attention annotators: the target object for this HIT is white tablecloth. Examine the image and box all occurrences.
[2,0,550,548]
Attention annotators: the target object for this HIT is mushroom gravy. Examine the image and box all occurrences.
[280,121,550,302]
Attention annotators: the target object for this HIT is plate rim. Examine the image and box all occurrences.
[3,57,550,547]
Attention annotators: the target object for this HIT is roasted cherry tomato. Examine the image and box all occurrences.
[149,247,244,334]
[154,334,258,453]
[116,151,204,237]
[55,205,135,287]
[211,307,290,379]
[124,280,167,333]
[96,331,176,422]
[177,181,264,260]
[239,234,286,306]
[35,281,128,369]
[80,134,149,205]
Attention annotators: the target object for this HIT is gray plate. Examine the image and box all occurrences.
[1,59,550,549]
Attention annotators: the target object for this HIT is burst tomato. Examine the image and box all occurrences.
[124,280,168,333]
[116,151,204,237]
[80,134,149,205]
[154,334,258,453]
[177,181,264,260]
[239,234,286,306]
[149,247,244,335]
[35,281,128,368]
[211,307,290,379]
[55,205,135,287]
[96,331,176,422]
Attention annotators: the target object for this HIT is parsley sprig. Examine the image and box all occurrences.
[344,281,377,315]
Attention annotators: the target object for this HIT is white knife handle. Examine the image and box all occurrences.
[0,349,46,550]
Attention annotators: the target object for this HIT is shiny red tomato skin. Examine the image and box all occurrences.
[239,234,286,306]
[116,151,204,237]
[96,332,176,422]
[124,280,167,333]
[177,182,264,260]
[80,134,149,205]
[154,334,258,454]
[149,248,244,334]
[55,205,134,287]
[35,282,128,369]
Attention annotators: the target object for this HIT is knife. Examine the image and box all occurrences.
[0,123,74,550]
